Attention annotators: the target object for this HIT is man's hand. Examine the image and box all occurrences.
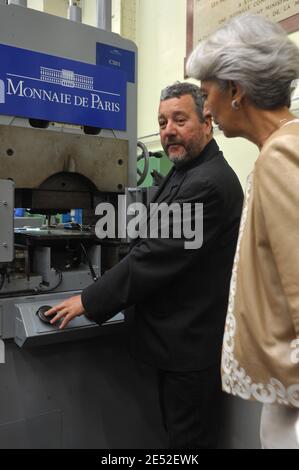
[45,295,85,330]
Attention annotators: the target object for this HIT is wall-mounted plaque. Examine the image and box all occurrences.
[187,0,299,59]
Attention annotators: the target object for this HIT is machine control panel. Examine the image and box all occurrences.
[15,295,124,348]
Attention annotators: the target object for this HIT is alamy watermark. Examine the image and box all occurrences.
[95,196,203,250]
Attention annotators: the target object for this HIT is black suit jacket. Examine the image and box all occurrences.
[82,139,243,371]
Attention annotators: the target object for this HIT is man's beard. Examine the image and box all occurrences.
[164,141,196,167]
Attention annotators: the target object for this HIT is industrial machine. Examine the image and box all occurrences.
[0,0,135,345]
[0,2,167,449]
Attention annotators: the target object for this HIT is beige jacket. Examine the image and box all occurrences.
[222,121,299,408]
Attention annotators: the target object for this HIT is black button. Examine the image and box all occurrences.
[36,305,55,325]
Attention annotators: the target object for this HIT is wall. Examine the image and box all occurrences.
[27,0,121,31]
[136,1,299,188]
[44,0,68,17]
[27,0,43,11]
[136,0,187,144]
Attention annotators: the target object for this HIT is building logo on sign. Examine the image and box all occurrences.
[40,67,94,91]
[0,79,5,104]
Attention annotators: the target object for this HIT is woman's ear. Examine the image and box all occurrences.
[230,81,245,101]
[231,81,238,98]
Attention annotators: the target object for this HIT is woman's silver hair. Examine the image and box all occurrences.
[187,13,299,110]
[160,82,205,122]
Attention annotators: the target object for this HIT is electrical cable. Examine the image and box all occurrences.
[37,270,63,294]
[80,243,98,282]
[0,271,63,298]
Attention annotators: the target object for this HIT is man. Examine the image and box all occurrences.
[46,82,243,449]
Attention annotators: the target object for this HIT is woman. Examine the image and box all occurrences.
[187,13,299,449]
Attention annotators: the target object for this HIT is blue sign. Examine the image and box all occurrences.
[0,43,127,130]
[96,43,135,83]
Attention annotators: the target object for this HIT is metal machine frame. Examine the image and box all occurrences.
[0,3,139,347]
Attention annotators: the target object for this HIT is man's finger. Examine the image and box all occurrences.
[50,308,69,324]
[45,303,66,316]
[60,313,75,330]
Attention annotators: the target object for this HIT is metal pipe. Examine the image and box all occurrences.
[96,0,112,31]
[8,0,27,6]
[68,0,82,23]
